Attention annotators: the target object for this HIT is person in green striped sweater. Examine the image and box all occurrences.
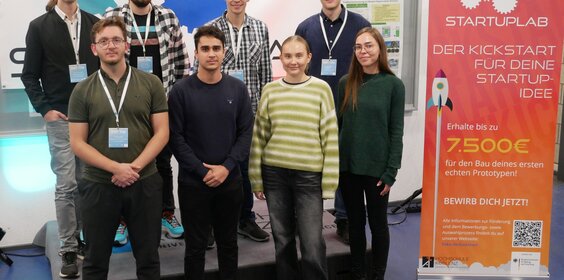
[249,35,339,280]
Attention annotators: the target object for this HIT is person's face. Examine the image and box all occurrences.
[91,26,129,66]
[225,0,248,16]
[354,32,381,71]
[280,41,311,79]
[60,0,77,4]
[130,0,151,8]
[195,36,225,73]
[320,0,341,11]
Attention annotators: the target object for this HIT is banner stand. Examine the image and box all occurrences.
[417,270,549,280]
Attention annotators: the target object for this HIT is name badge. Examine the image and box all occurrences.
[228,69,244,81]
[321,59,337,76]
[69,64,88,83]
[109,128,129,148]
[137,56,153,73]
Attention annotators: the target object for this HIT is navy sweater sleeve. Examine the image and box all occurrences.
[223,81,253,171]
[168,81,209,179]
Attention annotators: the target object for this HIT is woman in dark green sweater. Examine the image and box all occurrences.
[337,27,405,280]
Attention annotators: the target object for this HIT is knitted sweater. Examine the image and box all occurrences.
[337,73,405,186]
[249,77,339,198]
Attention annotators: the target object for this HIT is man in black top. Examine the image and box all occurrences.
[21,0,99,278]
[168,25,253,280]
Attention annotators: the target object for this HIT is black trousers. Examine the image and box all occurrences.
[156,144,175,212]
[79,173,163,280]
[340,172,390,280]
[178,175,243,280]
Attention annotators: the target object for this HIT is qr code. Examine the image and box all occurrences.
[512,220,542,248]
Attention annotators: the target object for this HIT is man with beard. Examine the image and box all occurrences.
[68,16,169,279]
[104,0,190,244]
[21,0,99,277]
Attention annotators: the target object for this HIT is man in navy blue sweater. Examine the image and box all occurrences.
[168,25,253,280]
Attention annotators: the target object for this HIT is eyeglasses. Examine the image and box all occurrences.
[95,38,126,48]
[353,43,376,53]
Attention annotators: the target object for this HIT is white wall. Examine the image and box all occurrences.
[0,0,428,247]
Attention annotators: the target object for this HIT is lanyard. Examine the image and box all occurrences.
[131,5,152,56]
[227,21,246,66]
[98,67,132,128]
[319,9,348,59]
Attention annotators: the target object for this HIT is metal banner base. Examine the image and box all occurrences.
[417,270,549,280]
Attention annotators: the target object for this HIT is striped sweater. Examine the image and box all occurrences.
[249,77,339,198]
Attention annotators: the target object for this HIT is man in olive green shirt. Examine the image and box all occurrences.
[68,16,169,279]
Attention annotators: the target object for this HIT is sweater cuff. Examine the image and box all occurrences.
[222,158,237,172]
[196,165,209,179]
[380,172,396,187]
[322,189,336,199]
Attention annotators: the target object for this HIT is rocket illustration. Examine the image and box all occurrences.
[427,69,453,111]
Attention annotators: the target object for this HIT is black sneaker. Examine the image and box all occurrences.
[336,219,350,245]
[59,251,79,278]
[206,231,215,250]
[237,220,269,242]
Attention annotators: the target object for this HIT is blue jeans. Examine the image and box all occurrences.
[334,187,348,221]
[239,157,256,223]
[262,165,328,280]
[46,120,81,253]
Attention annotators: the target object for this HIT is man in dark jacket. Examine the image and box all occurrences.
[21,0,99,278]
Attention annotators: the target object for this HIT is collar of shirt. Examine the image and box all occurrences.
[99,65,131,83]
[54,4,80,22]
[320,4,346,24]
[221,10,250,30]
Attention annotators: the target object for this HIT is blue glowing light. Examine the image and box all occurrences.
[0,135,55,193]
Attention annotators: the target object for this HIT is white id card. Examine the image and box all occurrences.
[228,69,244,81]
[321,59,337,76]
[137,56,153,73]
[69,64,88,83]
[109,128,129,148]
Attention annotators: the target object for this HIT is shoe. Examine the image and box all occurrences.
[206,231,215,250]
[114,221,128,247]
[59,251,79,278]
[237,219,269,242]
[76,233,85,260]
[336,219,350,245]
[162,211,184,239]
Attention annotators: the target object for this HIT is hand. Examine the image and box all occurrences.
[377,180,391,196]
[202,163,229,187]
[44,110,68,122]
[111,163,140,188]
[254,191,266,200]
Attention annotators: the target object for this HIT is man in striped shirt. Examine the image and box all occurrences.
[104,0,190,243]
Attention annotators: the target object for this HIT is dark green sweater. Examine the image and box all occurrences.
[337,73,405,186]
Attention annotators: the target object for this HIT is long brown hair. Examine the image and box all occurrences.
[45,0,57,12]
[341,27,395,113]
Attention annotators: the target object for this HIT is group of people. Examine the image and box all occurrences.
[21,0,405,280]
